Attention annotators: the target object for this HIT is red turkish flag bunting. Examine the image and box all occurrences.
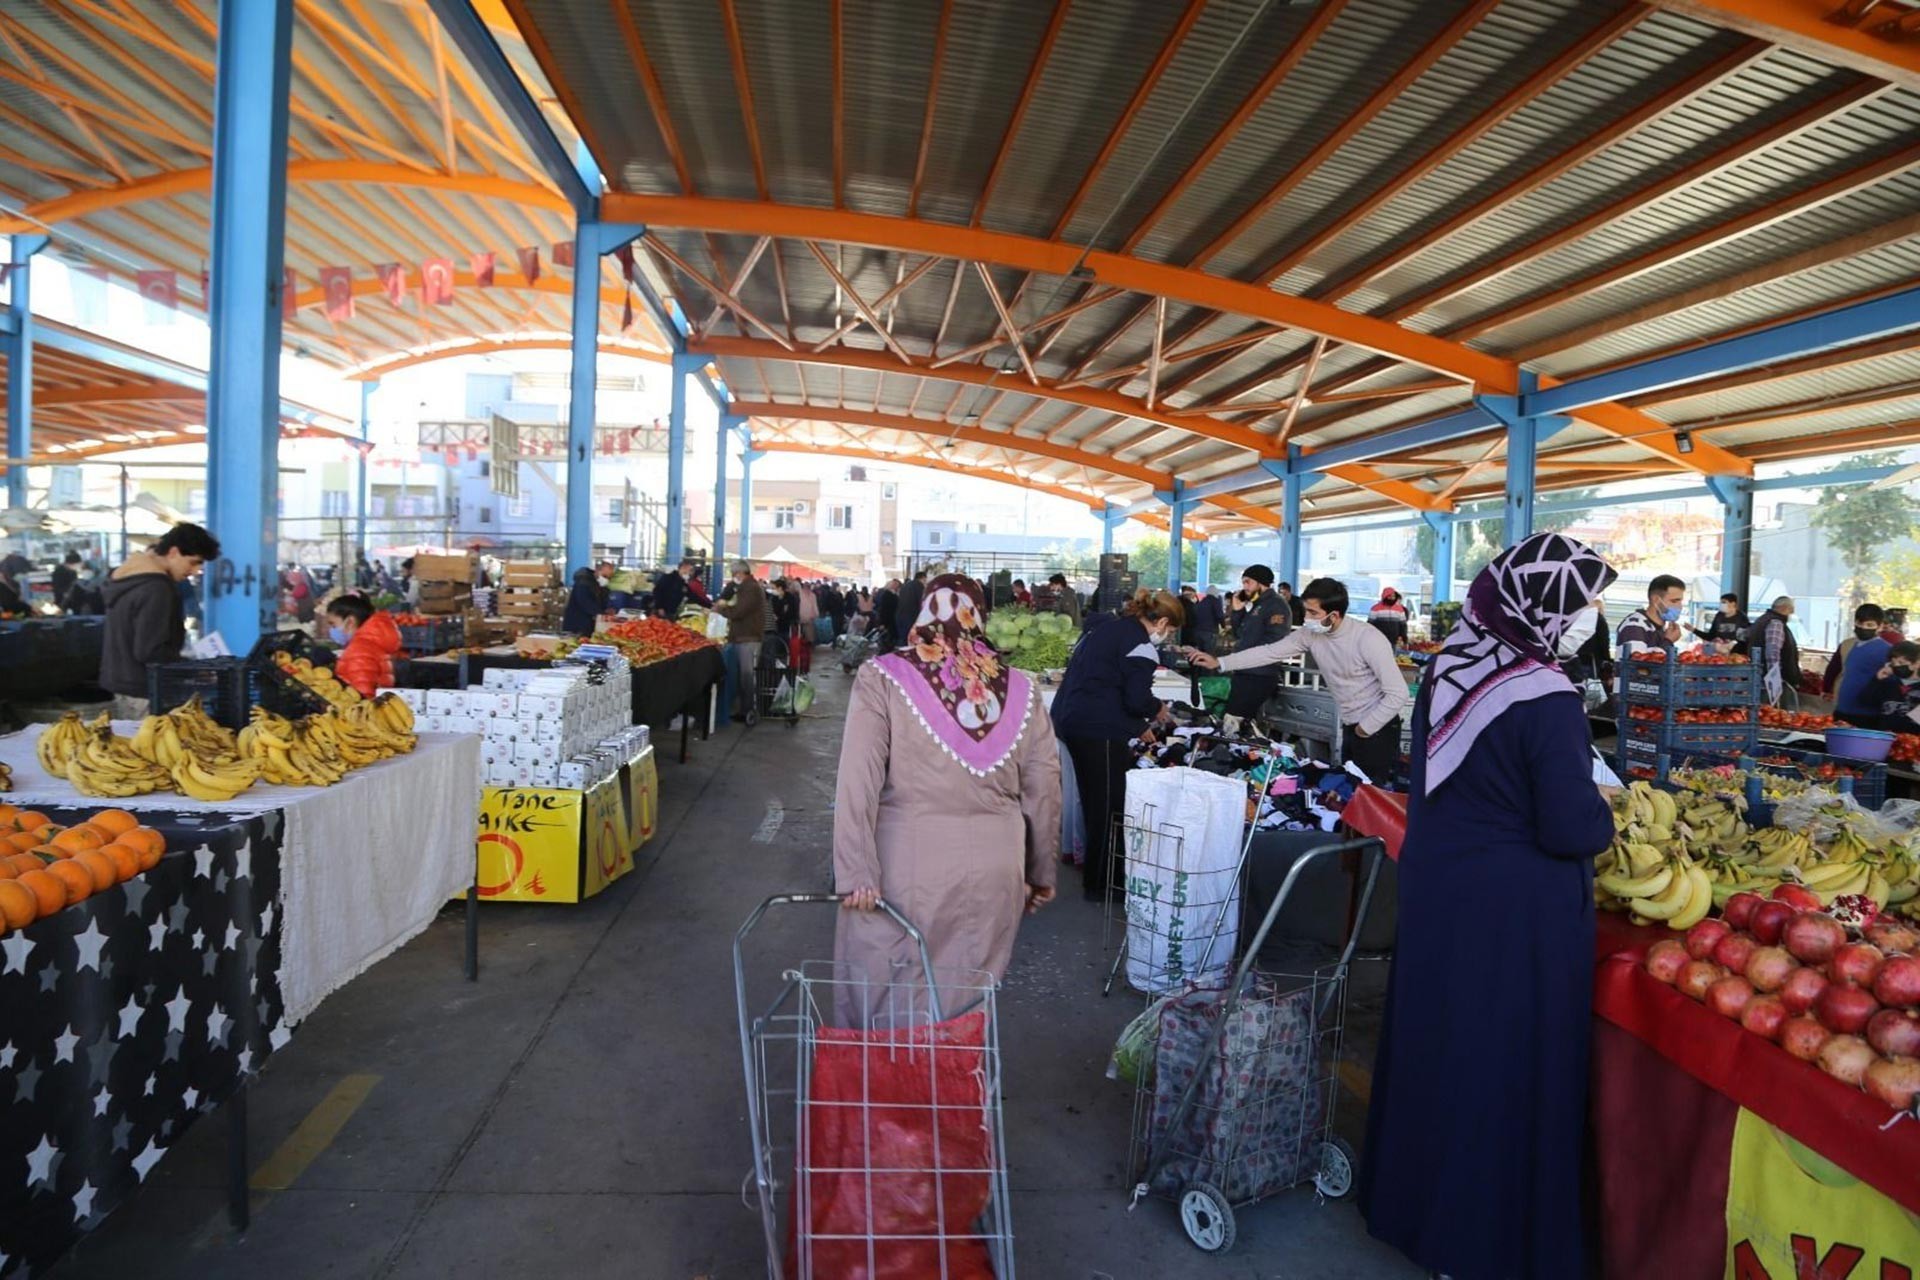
[621,292,634,333]
[320,266,354,321]
[469,252,495,288]
[0,264,16,289]
[551,240,575,268]
[136,269,178,316]
[282,267,297,320]
[516,246,540,285]
[422,257,455,306]
[375,263,407,307]
[612,242,635,283]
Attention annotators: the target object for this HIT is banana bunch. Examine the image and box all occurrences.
[1594,836,1714,930]
[333,700,417,765]
[373,691,416,737]
[1611,782,1679,847]
[130,699,241,771]
[36,711,91,775]
[65,724,171,797]
[238,708,338,786]
[169,753,262,803]
[274,651,362,709]
[0,760,10,792]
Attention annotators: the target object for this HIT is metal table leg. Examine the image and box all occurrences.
[228,1079,249,1233]
[465,881,479,981]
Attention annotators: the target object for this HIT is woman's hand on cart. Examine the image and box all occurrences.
[1024,883,1055,915]
[840,886,882,911]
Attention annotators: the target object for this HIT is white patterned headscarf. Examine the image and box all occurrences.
[1424,532,1617,797]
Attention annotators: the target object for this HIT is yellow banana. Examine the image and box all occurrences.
[1668,866,1715,930]
[1599,864,1675,899]
[1634,862,1697,922]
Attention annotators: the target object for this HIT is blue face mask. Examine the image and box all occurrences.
[328,625,350,645]
[1660,606,1682,623]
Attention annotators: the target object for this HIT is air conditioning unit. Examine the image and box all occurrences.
[793,500,810,515]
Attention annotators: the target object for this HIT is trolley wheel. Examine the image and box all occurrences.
[1178,1181,1236,1253]
[1315,1136,1358,1200]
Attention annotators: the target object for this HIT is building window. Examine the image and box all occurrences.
[507,493,532,519]
[476,506,493,525]
[827,504,853,530]
[604,497,625,522]
[927,529,943,546]
[187,488,206,516]
[774,505,797,530]
[320,490,350,517]
[881,484,897,500]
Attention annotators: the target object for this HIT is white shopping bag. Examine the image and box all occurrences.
[703,611,730,641]
[1121,766,1246,995]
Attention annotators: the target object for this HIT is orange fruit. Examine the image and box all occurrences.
[45,860,92,906]
[10,810,48,833]
[17,869,65,917]
[26,824,62,844]
[51,827,106,854]
[0,880,34,928]
[0,861,17,880]
[119,827,166,861]
[73,850,117,892]
[0,803,17,829]
[3,832,43,855]
[88,808,139,837]
[6,852,47,875]
[101,843,140,882]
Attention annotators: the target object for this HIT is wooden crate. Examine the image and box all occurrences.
[414,553,480,584]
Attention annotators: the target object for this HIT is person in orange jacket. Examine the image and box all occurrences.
[324,593,401,698]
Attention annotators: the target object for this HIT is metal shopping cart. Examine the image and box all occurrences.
[1119,837,1386,1253]
[756,635,803,727]
[733,893,1016,1280]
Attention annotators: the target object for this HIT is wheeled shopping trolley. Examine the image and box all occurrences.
[1120,837,1386,1252]
[732,893,1016,1279]
[755,635,801,727]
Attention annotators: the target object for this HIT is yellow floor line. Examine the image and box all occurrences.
[249,1073,381,1192]
[1337,1058,1372,1106]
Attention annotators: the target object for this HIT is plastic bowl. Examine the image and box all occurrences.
[1826,726,1895,763]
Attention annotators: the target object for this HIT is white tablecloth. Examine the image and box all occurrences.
[0,725,481,1024]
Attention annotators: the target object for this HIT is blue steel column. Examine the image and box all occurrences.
[716,412,743,568]
[1165,495,1187,592]
[1423,512,1455,603]
[356,380,374,555]
[564,224,599,570]
[1504,416,1539,547]
[738,447,762,559]
[1707,476,1754,605]
[203,0,294,651]
[665,352,697,565]
[1279,471,1304,589]
[4,235,47,508]
[1099,503,1119,557]
[1195,538,1212,590]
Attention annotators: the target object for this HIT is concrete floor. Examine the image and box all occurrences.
[53,663,1422,1280]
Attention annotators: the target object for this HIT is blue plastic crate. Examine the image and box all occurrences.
[1619,660,1758,708]
[1617,722,1759,781]
[1744,745,1887,811]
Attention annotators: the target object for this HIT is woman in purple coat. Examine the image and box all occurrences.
[1359,532,1618,1279]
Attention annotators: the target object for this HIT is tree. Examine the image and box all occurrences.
[1124,537,1198,589]
[1811,453,1919,609]
[1866,549,1920,608]
[1412,490,1597,590]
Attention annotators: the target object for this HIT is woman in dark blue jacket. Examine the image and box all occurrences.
[1050,589,1185,900]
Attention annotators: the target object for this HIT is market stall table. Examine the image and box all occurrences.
[0,807,287,1273]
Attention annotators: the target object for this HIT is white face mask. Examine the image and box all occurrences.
[1557,605,1599,659]
[1302,618,1330,635]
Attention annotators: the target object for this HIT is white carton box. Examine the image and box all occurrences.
[443,714,482,737]
[484,760,517,787]
[531,721,563,747]
[424,689,459,714]
[511,763,536,787]
[528,761,559,787]
[517,693,564,720]
[418,714,448,734]
[558,760,591,789]
[511,739,546,766]
[381,687,427,711]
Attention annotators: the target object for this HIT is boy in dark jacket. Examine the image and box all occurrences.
[100,522,221,718]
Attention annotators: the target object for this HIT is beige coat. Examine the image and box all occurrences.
[832,661,1061,1026]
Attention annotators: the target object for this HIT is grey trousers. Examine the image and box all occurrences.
[730,641,761,719]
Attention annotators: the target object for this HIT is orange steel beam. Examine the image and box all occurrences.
[1735,417,1920,462]
[643,233,791,348]
[1119,0,1350,255]
[971,0,1072,226]
[501,0,618,183]
[348,337,669,381]
[907,0,954,220]
[815,256,942,351]
[1630,332,1920,407]
[1048,0,1204,238]
[716,0,770,198]
[1059,324,1286,391]
[603,195,1741,473]
[805,242,912,364]
[36,383,203,406]
[0,161,568,232]
[1189,0,1502,270]
[1683,379,1920,432]
[1250,5,1646,286]
[1647,0,1920,88]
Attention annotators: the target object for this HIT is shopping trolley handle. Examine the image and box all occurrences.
[731,891,943,1019]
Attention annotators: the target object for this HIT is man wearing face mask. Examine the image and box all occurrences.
[562,560,614,636]
[323,593,401,698]
[1615,574,1689,661]
[1745,596,1801,705]
[1190,577,1410,787]
[1825,603,1902,696]
[1836,604,1898,727]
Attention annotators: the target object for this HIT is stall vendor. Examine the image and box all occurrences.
[1693,592,1749,648]
[1614,574,1689,660]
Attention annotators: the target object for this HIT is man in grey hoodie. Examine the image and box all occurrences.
[100,522,221,718]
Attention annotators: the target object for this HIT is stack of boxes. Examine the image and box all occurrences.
[1093,553,1136,614]
[384,661,645,790]
[496,560,565,635]
[413,552,479,620]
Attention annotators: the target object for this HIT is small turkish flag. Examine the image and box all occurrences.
[375,263,407,307]
[613,242,635,283]
[137,269,177,322]
[282,267,297,320]
[0,264,13,289]
[551,240,575,268]
[422,257,455,306]
[516,246,540,285]
[621,292,633,333]
[320,266,354,321]
[470,252,495,288]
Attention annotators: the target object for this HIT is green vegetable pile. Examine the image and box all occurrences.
[984,606,1078,672]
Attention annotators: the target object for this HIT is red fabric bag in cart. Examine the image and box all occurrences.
[789,630,813,676]
[789,1009,997,1280]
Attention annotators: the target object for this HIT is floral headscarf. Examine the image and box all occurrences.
[871,574,1032,775]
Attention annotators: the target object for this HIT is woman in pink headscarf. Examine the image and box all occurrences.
[833,574,1061,1021]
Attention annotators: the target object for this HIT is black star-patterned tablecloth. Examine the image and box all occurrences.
[0,808,287,1278]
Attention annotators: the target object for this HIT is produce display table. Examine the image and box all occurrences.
[1,808,287,1275]
[1330,787,1920,1273]
[0,728,481,1023]
[0,616,106,702]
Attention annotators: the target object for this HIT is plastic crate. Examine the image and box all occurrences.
[1743,745,1887,811]
[396,616,464,654]
[245,628,317,665]
[249,665,331,723]
[1618,704,1756,730]
[1617,721,1759,780]
[147,659,253,728]
[1619,660,1757,708]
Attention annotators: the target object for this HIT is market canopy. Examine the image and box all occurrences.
[497,0,1920,534]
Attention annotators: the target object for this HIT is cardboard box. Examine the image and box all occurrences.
[415,553,480,584]
[474,744,656,905]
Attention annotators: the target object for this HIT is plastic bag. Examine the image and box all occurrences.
[792,1010,996,1280]
[793,677,816,715]
[1198,675,1232,717]
[1107,994,1174,1087]
[704,611,731,641]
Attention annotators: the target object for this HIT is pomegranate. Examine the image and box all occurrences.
[1817,1034,1877,1087]
[1772,883,1822,912]
[1707,975,1755,1020]
[1724,892,1766,931]
[1830,942,1886,989]
[1814,983,1880,1035]
[1873,954,1920,1009]
[1782,912,1846,966]
[1781,1016,1831,1062]
[1677,960,1725,1002]
[1868,1007,1920,1058]
[1712,932,1759,974]
[1865,1055,1920,1111]
[1750,900,1797,945]
[1743,946,1798,993]
[1686,918,1733,961]
[1869,919,1920,956]
[1781,966,1830,1015]
[1741,994,1789,1041]
[1644,939,1690,985]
